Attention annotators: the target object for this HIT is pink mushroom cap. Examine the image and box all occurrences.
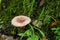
[11,15,31,27]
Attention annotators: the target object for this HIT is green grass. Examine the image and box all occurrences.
[0,0,60,40]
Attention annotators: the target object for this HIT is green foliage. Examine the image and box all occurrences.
[27,35,39,40]
[51,25,60,40]
[18,24,45,40]
[23,0,35,16]
[0,0,1,4]
[0,0,60,40]
[18,29,39,40]
[18,29,32,37]
[35,7,45,25]
[43,15,51,26]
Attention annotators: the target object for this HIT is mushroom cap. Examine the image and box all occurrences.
[11,15,31,27]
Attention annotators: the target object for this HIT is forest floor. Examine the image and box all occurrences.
[0,0,60,40]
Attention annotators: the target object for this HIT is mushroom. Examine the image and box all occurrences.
[11,15,31,27]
